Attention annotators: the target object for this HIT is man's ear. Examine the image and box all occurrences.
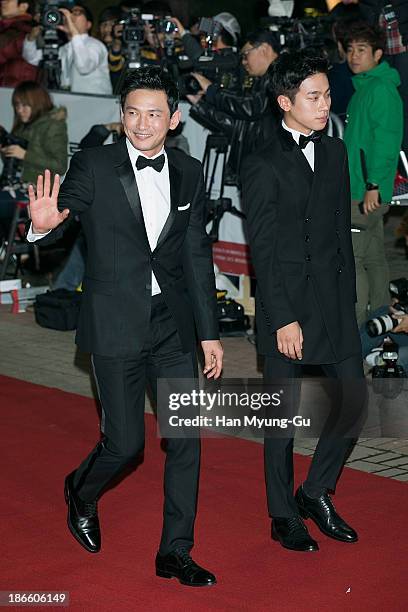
[86,20,93,32]
[277,94,292,113]
[169,109,181,131]
[374,48,383,64]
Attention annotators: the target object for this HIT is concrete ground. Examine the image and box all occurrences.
[1,210,408,483]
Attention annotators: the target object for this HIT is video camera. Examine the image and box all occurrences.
[38,0,75,89]
[262,15,334,51]
[40,0,75,29]
[366,278,408,337]
[0,128,28,188]
[178,17,239,95]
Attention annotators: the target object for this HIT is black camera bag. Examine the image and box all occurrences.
[34,289,81,331]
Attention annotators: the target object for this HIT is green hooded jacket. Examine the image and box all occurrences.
[12,106,68,184]
[343,61,403,203]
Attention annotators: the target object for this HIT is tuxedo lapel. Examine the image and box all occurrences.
[114,139,151,253]
[155,149,182,250]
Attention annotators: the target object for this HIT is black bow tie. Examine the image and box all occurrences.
[136,154,165,172]
[298,132,322,149]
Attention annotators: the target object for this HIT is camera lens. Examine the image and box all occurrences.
[366,314,398,337]
[44,9,62,27]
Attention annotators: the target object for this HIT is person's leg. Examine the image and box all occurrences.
[304,354,365,495]
[359,305,390,357]
[146,296,200,556]
[53,232,86,291]
[351,231,370,326]
[73,350,148,502]
[263,356,301,518]
[365,220,390,314]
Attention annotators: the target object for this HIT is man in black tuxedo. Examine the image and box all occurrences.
[241,50,364,552]
[27,67,223,586]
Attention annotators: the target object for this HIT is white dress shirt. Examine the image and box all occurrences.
[126,139,170,296]
[23,34,112,95]
[282,120,315,171]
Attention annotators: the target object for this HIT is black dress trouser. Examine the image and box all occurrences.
[263,353,365,518]
[72,295,199,555]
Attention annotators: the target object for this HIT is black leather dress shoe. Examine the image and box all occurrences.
[155,549,216,586]
[64,471,101,553]
[272,516,319,551]
[295,485,358,543]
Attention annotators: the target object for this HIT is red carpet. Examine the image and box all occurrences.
[0,374,407,611]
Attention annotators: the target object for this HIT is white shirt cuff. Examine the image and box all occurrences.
[27,224,51,242]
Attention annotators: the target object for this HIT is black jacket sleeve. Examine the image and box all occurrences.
[240,154,297,332]
[205,80,270,121]
[182,163,219,340]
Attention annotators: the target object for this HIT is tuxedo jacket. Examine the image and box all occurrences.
[40,138,219,358]
[240,125,361,365]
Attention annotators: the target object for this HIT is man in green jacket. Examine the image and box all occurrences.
[343,21,403,325]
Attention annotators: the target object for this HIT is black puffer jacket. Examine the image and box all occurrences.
[189,75,278,179]
[360,0,408,45]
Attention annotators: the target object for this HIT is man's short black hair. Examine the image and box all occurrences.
[120,66,179,115]
[245,28,281,54]
[343,21,386,54]
[269,49,329,103]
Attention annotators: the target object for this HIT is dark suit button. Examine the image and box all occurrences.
[337,247,341,254]
[304,217,311,223]
[337,267,342,274]
[151,255,156,262]
[305,254,311,262]
[305,235,310,242]
[336,230,340,237]
[306,274,310,280]
[335,209,340,215]
[146,283,152,290]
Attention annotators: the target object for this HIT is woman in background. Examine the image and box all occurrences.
[0,80,68,243]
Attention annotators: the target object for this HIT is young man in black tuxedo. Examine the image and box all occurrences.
[241,50,364,552]
[27,67,223,586]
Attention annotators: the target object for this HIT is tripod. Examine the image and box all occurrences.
[202,134,245,243]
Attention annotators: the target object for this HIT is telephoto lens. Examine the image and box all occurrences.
[366,313,399,337]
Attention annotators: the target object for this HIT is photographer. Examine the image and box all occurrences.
[0,0,38,86]
[190,29,280,122]
[360,297,408,373]
[172,12,241,62]
[0,80,67,243]
[188,30,280,178]
[22,3,112,94]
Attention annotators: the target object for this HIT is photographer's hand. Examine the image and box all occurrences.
[277,321,303,360]
[28,169,69,234]
[27,25,42,42]
[2,145,26,160]
[57,8,79,39]
[363,189,381,215]
[390,310,408,333]
[170,17,184,36]
[191,72,212,93]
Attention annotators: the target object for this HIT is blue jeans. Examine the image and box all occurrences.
[359,305,408,371]
[0,189,27,241]
[53,232,86,291]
